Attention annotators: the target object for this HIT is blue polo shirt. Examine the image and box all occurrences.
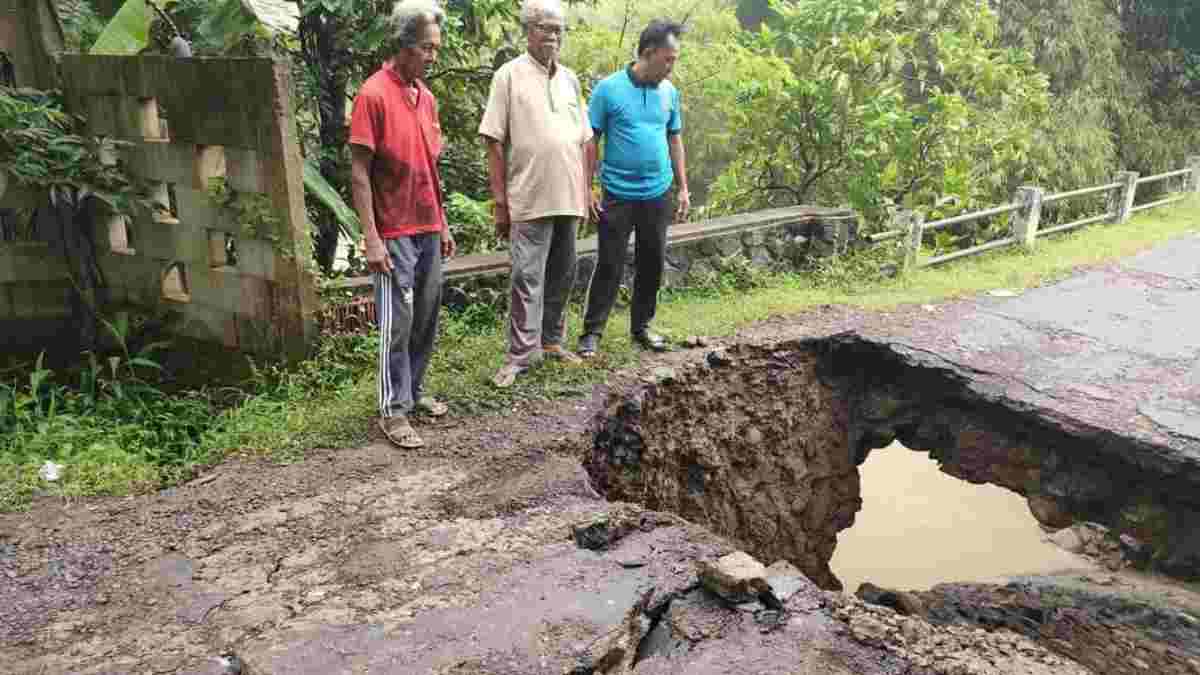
[588,65,683,201]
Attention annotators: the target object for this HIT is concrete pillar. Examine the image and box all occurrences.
[1011,186,1044,249]
[1110,171,1139,224]
[1188,156,1200,194]
[902,210,925,271]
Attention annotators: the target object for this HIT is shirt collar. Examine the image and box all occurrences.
[523,52,558,78]
[383,61,422,90]
[626,62,658,89]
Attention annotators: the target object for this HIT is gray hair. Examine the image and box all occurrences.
[520,0,565,27]
[390,0,446,51]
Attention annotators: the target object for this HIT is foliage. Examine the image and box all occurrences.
[0,320,215,474]
[303,159,362,244]
[444,192,498,255]
[89,0,153,53]
[806,241,902,291]
[0,87,140,211]
[206,177,282,244]
[709,0,1051,244]
[684,252,775,295]
[58,0,107,52]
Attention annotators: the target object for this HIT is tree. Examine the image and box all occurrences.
[709,0,1050,230]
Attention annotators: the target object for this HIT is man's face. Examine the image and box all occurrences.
[526,16,565,65]
[397,22,441,79]
[646,35,680,82]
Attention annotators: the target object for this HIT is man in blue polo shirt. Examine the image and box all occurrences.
[578,19,690,357]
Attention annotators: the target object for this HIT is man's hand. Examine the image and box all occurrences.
[589,191,603,225]
[675,189,691,223]
[442,230,457,259]
[364,237,393,275]
[494,202,512,240]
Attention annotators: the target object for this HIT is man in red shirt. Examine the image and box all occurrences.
[349,0,456,449]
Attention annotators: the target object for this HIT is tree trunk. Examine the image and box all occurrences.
[303,11,349,275]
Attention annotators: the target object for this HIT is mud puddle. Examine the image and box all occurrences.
[831,442,1090,592]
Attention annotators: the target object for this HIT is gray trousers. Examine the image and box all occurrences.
[375,233,442,418]
[507,216,579,366]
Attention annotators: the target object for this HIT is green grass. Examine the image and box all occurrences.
[1,198,1196,510]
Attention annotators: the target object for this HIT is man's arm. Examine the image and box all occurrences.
[585,136,600,221]
[430,95,456,259]
[479,67,511,239]
[668,133,690,222]
[484,138,510,238]
[350,144,392,273]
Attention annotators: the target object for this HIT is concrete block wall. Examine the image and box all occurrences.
[0,55,319,358]
[0,0,64,89]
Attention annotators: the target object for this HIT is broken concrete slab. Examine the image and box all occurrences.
[697,551,770,604]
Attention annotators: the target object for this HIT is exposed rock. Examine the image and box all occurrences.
[571,507,680,552]
[650,367,676,384]
[831,594,1093,675]
[857,583,926,617]
[740,230,765,248]
[765,560,809,604]
[579,585,656,673]
[697,552,770,603]
[877,577,1200,675]
[747,246,772,267]
[703,348,732,367]
[1119,534,1151,567]
[1048,527,1086,554]
[1028,496,1075,530]
[714,235,742,257]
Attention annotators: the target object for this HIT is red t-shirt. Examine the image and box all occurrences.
[348,63,446,239]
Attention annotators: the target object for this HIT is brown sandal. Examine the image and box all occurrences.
[379,416,424,449]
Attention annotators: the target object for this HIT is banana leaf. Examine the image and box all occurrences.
[89,0,152,54]
[303,159,362,243]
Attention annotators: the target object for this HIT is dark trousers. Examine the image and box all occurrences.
[375,233,442,418]
[583,193,672,337]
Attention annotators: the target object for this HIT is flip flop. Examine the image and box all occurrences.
[543,344,583,364]
[414,396,449,417]
[379,416,424,449]
[492,363,524,389]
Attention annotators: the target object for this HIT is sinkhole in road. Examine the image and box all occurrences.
[829,442,1087,593]
[586,335,1191,592]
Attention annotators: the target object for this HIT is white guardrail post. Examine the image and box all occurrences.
[1111,171,1139,224]
[903,210,925,271]
[1188,156,1200,194]
[1011,186,1044,249]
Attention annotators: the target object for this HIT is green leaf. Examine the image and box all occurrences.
[90,0,153,54]
[303,160,362,244]
[127,358,165,371]
[196,0,259,51]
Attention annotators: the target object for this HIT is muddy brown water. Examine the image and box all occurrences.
[831,442,1089,593]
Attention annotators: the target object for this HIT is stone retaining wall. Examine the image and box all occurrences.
[576,208,860,296]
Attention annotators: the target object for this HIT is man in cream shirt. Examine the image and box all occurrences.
[479,0,593,388]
